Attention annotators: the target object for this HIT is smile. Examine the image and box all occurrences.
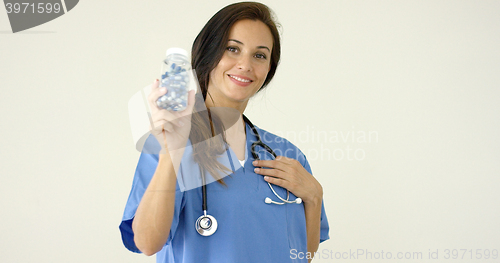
[228,74,252,83]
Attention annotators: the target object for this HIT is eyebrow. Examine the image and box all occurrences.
[228,39,271,52]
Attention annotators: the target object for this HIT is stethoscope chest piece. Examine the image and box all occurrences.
[195,212,218,236]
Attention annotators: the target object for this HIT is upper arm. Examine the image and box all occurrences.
[119,148,186,253]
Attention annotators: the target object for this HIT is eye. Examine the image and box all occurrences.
[226,46,239,53]
[255,53,267,60]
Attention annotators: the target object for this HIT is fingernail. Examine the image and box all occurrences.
[264,176,269,181]
[252,161,257,165]
[254,168,260,172]
[160,87,167,93]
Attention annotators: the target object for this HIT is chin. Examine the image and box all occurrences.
[225,86,255,101]
[227,92,250,102]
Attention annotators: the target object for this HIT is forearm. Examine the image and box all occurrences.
[304,197,322,263]
[132,151,180,256]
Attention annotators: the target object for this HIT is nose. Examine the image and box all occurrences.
[236,54,252,71]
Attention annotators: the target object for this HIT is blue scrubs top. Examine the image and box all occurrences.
[120,122,330,263]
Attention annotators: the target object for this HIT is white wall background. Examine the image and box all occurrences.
[1,0,499,262]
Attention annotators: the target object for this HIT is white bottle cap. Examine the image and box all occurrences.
[166,47,189,58]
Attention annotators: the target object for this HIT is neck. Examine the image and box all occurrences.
[205,105,244,137]
[225,114,245,138]
[205,93,249,114]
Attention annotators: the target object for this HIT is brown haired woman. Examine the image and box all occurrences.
[120,2,329,262]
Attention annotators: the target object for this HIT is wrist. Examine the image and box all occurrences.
[304,195,322,208]
[304,196,322,207]
[304,185,323,207]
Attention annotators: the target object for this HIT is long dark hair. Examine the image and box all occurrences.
[189,2,281,184]
[192,1,281,100]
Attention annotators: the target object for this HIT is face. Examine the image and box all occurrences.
[207,19,273,110]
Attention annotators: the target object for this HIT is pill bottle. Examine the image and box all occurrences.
[156,47,190,111]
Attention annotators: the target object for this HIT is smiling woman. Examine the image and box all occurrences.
[207,20,274,111]
[120,2,329,263]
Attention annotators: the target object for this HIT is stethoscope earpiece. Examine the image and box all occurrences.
[264,197,278,204]
[264,196,302,205]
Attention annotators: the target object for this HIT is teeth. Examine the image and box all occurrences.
[229,75,251,83]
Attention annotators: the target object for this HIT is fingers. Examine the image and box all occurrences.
[253,156,302,182]
[148,80,167,110]
[151,110,184,127]
[175,89,197,118]
[254,166,284,179]
[253,158,290,172]
[153,78,160,89]
[150,119,183,136]
[254,166,298,195]
[254,156,294,165]
[254,156,319,204]
[275,156,295,163]
[258,169,291,190]
[149,79,195,115]
[150,118,175,132]
[162,122,175,133]
[262,175,288,189]
[146,79,195,142]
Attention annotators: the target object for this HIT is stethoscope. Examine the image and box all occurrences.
[195,115,302,236]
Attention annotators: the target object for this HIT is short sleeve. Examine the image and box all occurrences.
[300,152,330,243]
[119,137,186,253]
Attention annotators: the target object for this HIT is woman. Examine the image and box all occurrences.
[120,2,329,262]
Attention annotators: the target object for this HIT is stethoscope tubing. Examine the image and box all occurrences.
[196,114,300,236]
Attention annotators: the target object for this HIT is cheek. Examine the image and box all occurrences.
[211,61,230,80]
[257,65,271,81]
[216,56,233,70]
[210,66,223,83]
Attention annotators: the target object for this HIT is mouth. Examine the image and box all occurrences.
[227,74,253,86]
